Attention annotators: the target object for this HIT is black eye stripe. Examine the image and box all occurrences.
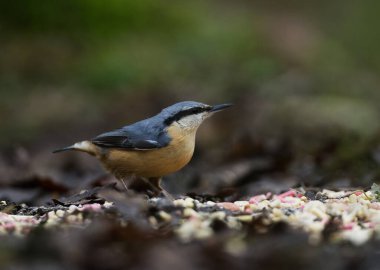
[164,106,210,125]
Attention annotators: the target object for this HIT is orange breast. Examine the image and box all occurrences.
[100,125,196,179]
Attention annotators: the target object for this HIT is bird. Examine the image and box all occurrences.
[53,101,232,198]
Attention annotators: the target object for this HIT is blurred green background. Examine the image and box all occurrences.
[1,0,380,188]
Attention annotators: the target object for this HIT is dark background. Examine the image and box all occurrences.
[1,1,380,270]
[1,0,380,197]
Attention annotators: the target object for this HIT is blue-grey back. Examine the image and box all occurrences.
[91,101,208,150]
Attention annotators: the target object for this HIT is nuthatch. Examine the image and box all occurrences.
[53,101,232,197]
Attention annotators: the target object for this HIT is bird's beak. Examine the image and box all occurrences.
[209,103,233,113]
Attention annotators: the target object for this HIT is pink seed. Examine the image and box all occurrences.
[217,202,241,212]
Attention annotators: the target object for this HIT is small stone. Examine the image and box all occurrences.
[226,216,242,230]
[183,208,199,218]
[67,214,79,224]
[55,210,65,218]
[149,216,158,227]
[195,226,213,239]
[217,202,240,212]
[307,222,325,234]
[68,205,77,213]
[236,215,253,222]
[206,201,216,206]
[234,201,249,207]
[269,199,281,208]
[348,194,358,203]
[210,211,226,220]
[249,194,267,204]
[103,201,114,208]
[173,199,185,207]
[341,229,372,246]
[272,208,282,217]
[183,197,195,208]
[158,211,172,222]
[45,211,60,227]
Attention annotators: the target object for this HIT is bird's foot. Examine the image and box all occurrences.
[159,189,174,201]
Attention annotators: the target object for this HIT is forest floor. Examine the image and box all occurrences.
[0,176,379,270]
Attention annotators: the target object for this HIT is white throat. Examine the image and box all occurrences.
[175,112,208,133]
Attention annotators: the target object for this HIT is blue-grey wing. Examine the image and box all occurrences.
[91,128,161,150]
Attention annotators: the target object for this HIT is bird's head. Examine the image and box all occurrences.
[162,101,232,132]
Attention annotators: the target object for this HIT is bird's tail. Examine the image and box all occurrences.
[53,140,97,155]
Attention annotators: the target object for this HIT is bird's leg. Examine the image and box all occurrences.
[120,178,129,191]
[118,175,173,199]
[139,177,162,196]
[147,177,174,200]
